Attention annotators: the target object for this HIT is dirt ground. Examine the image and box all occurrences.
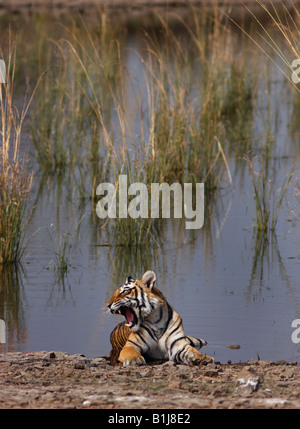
[0,351,300,409]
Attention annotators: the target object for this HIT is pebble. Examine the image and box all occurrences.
[42,351,56,360]
[74,356,90,370]
[74,360,86,370]
[235,368,263,396]
[168,380,182,389]
[204,369,220,377]
[161,360,176,367]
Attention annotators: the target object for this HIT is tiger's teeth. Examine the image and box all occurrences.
[125,322,133,327]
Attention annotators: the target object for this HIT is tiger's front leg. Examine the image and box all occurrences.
[183,345,214,365]
[167,323,214,365]
[118,345,146,366]
[170,339,214,365]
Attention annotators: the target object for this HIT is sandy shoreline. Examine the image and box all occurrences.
[0,351,300,409]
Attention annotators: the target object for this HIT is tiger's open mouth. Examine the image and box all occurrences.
[112,306,137,328]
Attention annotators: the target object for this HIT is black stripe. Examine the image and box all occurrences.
[129,287,139,306]
[166,303,174,327]
[140,289,146,308]
[169,318,183,338]
[186,336,195,347]
[132,332,150,352]
[154,306,163,324]
[136,331,150,347]
[164,317,182,351]
[169,336,186,357]
[141,323,157,342]
[127,339,142,351]
[161,303,174,336]
[177,344,190,363]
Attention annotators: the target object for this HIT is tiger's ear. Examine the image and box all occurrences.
[126,276,135,284]
[141,270,156,289]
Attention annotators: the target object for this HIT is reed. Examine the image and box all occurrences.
[48,227,73,273]
[240,1,300,232]
[245,155,296,232]
[28,14,121,192]
[21,8,258,245]
[146,8,257,190]
[0,43,34,263]
[229,0,300,92]
[57,8,259,244]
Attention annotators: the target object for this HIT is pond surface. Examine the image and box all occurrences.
[0,7,300,364]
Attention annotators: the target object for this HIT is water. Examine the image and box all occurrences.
[0,10,300,364]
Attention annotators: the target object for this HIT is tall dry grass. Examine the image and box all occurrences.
[238,1,300,231]
[22,8,258,245]
[245,155,296,232]
[0,43,34,263]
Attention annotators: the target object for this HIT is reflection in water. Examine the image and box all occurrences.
[104,237,166,296]
[247,230,290,301]
[0,264,27,352]
[46,268,75,309]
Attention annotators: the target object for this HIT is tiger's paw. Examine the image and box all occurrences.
[122,356,146,366]
[183,346,214,366]
[191,352,214,366]
[119,347,146,366]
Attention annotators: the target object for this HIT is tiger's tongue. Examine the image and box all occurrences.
[125,309,134,327]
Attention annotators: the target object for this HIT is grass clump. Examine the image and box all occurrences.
[245,155,296,232]
[0,44,34,264]
[48,227,73,273]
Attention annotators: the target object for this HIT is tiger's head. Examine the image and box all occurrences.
[107,270,165,332]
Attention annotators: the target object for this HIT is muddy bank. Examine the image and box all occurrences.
[1,0,298,15]
[0,351,299,409]
[0,0,291,8]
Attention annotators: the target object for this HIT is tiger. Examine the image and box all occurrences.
[107,270,214,366]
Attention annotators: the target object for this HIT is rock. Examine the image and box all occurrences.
[140,368,153,377]
[42,351,56,366]
[90,357,107,367]
[168,380,182,389]
[74,357,87,370]
[161,360,176,367]
[210,387,224,397]
[246,360,259,366]
[43,351,56,359]
[256,360,274,367]
[262,398,288,408]
[275,360,288,366]
[74,362,86,369]
[204,369,220,377]
[176,364,191,372]
[235,369,263,396]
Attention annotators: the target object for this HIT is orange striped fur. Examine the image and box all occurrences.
[107,270,213,366]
